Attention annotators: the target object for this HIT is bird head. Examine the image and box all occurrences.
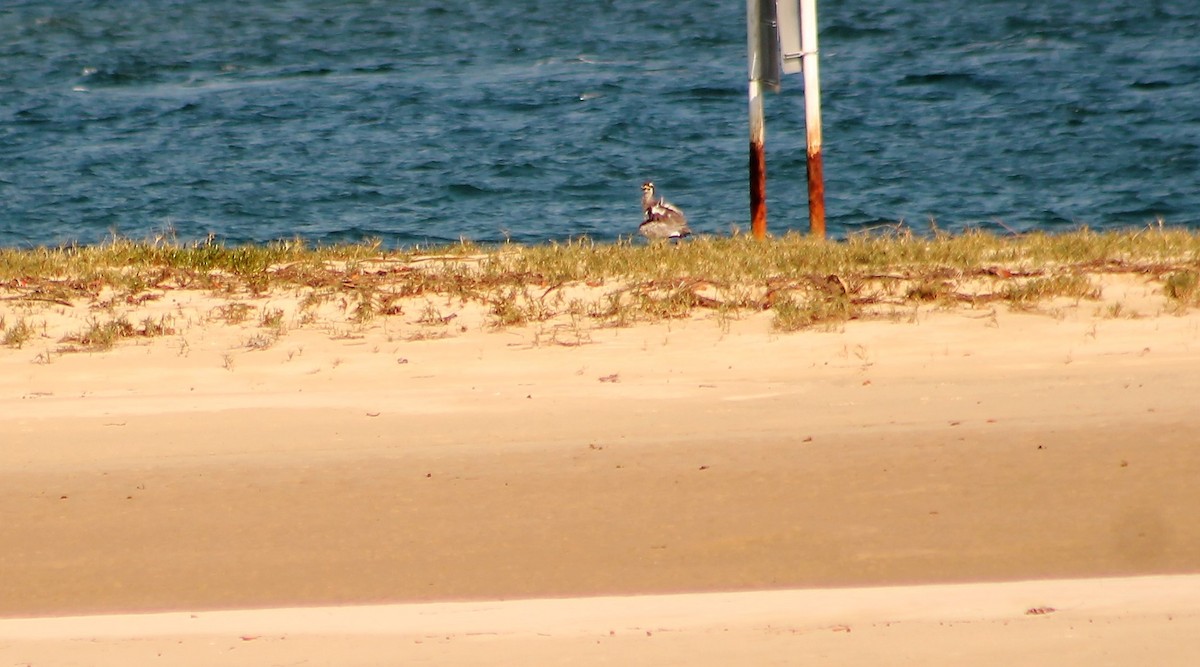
[641,182,655,194]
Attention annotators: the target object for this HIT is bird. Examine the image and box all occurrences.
[639,181,691,241]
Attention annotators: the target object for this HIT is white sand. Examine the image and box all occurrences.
[3,576,1199,666]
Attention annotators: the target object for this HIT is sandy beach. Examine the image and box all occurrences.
[2,272,1199,664]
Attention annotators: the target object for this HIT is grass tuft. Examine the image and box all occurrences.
[2,318,35,348]
[62,317,136,351]
[1164,270,1200,307]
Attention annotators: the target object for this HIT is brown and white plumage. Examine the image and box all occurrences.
[639,181,691,241]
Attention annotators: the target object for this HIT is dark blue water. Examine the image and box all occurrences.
[2,0,1198,247]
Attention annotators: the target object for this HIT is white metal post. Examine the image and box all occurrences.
[747,0,768,238]
[799,0,825,236]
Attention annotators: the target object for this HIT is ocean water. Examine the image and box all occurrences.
[2,0,1198,248]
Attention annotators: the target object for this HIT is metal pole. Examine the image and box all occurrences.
[747,0,768,239]
[749,79,768,239]
[800,0,825,237]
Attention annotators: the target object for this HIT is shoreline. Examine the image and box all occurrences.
[4,576,1200,666]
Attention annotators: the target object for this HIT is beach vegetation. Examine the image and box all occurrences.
[57,314,175,352]
[61,316,135,351]
[2,317,35,348]
[259,307,285,330]
[2,226,1200,352]
[1163,270,1200,308]
[996,274,1100,306]
[245,332,278,350]
[212,302,254,325]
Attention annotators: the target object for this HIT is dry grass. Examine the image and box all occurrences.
[1163,270,1200,310]
[1,317,35,349]
[57,315,175,352]
[2,227,1199,351]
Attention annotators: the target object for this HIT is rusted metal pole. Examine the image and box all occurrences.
[747,0,768,238]
[749,78,768,239]
[800,0,825,237]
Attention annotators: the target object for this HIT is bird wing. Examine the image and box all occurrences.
[645,198,687,224]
